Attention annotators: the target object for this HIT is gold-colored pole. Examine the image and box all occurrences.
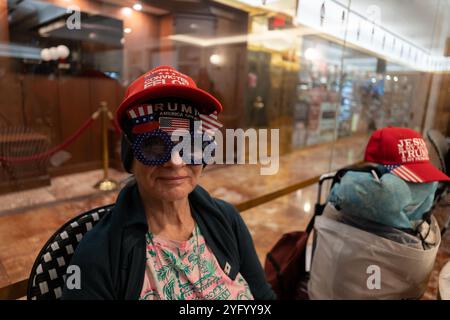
[94,101,118,191]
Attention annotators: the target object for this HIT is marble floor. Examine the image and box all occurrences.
[0,134,448,300]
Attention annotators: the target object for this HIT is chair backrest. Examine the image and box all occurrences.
[27,204,114,300]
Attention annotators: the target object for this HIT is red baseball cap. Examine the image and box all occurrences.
[115,65,223,131]
[364,127,450,183]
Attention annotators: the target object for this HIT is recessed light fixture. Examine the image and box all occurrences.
[209,54,223,65]
[133,3,142,11]
[124,28,132,34]
[122,7,132,16]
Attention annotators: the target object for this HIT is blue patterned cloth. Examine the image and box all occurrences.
[328,167,438,229]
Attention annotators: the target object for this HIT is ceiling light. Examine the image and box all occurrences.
[133,3,142,11]
[209,54,223,65]
[124,28,132,34]
[38,20,66,36]
[122,7,132,16]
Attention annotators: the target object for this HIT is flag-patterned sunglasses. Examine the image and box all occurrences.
[131,129,216,166]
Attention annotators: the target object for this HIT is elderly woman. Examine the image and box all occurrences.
[62,66,275,300]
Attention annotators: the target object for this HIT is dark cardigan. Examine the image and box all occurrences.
[61,181,276,300]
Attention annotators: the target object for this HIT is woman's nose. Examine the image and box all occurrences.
[164,150,185,167]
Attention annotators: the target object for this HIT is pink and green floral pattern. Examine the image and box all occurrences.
[139,225,254,300]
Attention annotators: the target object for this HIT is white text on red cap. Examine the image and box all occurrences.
[397,138,429,163]
[144,69,189,89]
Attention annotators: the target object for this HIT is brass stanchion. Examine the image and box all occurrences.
[94,101,118,191]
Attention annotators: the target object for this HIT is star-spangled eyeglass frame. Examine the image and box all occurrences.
[131,128,216,166]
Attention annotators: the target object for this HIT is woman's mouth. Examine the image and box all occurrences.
[157,176,188,181]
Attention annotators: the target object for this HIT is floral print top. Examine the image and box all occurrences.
[139,224,254,300]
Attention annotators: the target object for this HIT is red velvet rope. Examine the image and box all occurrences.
[111,118,122,134]
[0,116,97,163]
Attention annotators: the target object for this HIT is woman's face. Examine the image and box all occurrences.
[132,152,203,202]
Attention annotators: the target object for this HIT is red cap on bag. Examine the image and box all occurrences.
[364,127,450,183]
[115,65,222,131]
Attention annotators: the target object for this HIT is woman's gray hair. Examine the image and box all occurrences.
[121,134,134,173]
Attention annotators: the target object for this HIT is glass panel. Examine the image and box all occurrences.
[0,0,355,208]
[0,0,449,295]
[0,0,448,213]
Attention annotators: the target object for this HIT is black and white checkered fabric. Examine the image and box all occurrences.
[27,204,114,300]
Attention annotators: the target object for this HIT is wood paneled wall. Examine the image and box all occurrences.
[0,74,124,180]
[0,0,249,192]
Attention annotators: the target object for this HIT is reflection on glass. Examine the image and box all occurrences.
[0,0,448,202]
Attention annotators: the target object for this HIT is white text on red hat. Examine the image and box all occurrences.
[397,138,429,163]
[144,69,189,89]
